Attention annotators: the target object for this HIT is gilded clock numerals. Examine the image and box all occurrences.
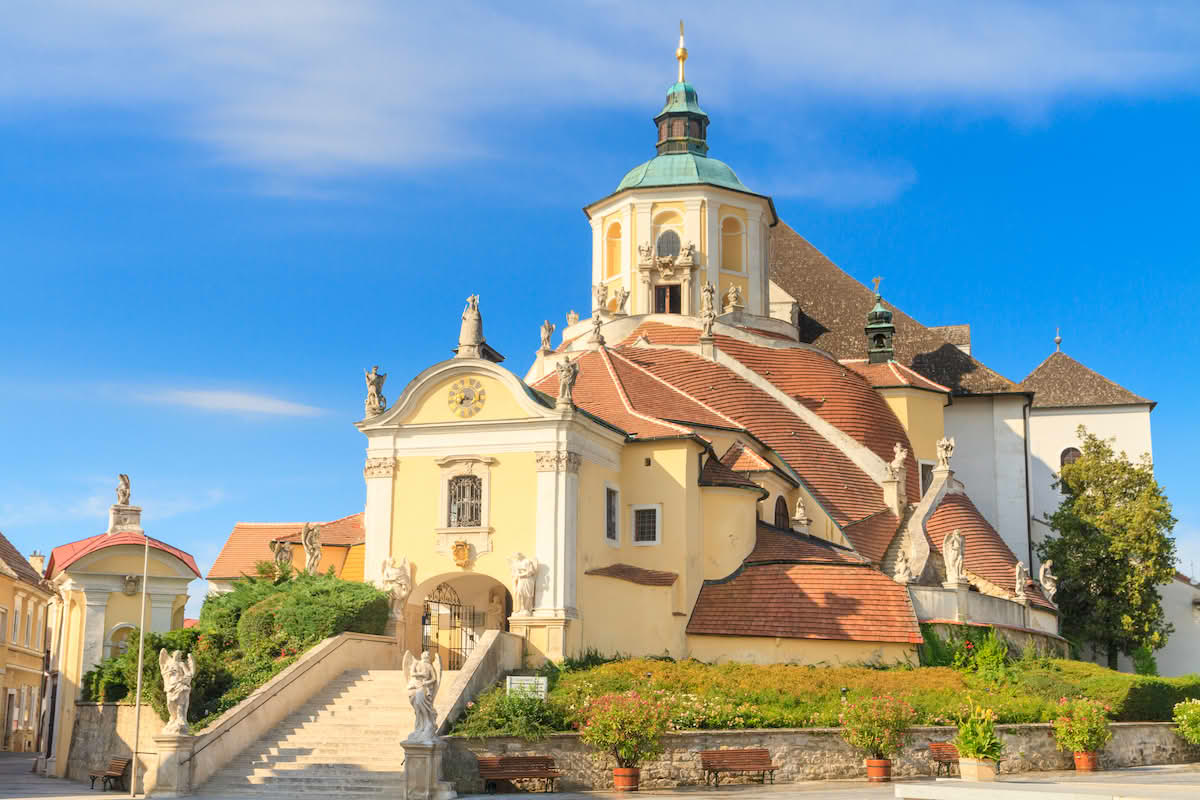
[447,378,486,418]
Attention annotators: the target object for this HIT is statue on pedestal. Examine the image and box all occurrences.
[510,552,538,615]
[943,529,965,584]
[936,436,956,469]
[1015,561,1029,600]
[1039,560,1059,604]
[159,649,196,736]
[364,366,387,416]
[886,443,908,481]
[380,556,412,617]
[893,547,914,584]
[403,650,443,743]
[555,359,579,408]
[539,320,555,351]
[723,284,744,313]
[566,309,579,326]
[614,287,630,314]
[271,540,293,570]
[301,523,322,574]
[592,283,608,311]
[116,474,131,506]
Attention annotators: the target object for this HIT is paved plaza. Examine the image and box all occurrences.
[3,752,1200,800]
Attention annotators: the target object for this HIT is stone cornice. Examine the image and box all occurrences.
[363,457,396,478]
[535,451,581,473]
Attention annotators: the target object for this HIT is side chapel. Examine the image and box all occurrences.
[351,32,1061,667]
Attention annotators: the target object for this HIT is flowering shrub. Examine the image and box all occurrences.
[952,704,1005,761]
[838,695,917,759]
[1052,697,1113,753]
[578,691,672,768]
[1173,699,1200,745]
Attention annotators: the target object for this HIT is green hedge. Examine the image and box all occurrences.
[80,572,389,730]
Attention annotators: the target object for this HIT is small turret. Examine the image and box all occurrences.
[865,277,895,364]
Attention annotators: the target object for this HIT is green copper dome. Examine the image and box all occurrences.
[659,81,707,118]
[615,152,749,193]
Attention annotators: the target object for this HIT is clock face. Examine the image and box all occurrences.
[448,378,486,418]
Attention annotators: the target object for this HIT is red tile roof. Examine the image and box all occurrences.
[207,513,363,580]
[699,456,764,493]
[182,618,199,629]
[688,562,922,643]
[841,359,951,394]
[839,511,904,566]
[47,532,201,579]
[584,563,678,586]
[720,441,773,472]
[619,321,702,347]
[925,494,1054,610]
[747,522,866,565]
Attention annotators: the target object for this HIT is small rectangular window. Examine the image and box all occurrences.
[632,505,661,545]
[448,475,482,527]
[24,610,31,647]
[605,488,619,543]
[654,285,682,314]
[920,462,935,496]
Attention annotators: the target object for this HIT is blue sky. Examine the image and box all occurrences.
[2,2,1199,616]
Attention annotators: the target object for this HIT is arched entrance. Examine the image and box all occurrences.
[417,576,512,670]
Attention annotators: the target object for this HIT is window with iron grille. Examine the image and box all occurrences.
[605,488,618,542]
[633,507,659,544]
[448,475,482,527]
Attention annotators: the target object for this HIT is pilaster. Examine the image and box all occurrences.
[634,201,653,313]
[533,451,579,618]
[149,594,176,632]
[363,455,397,590]
[80,594,111,680]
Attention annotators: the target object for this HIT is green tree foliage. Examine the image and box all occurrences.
[1037,427,1176,670]
[80,572,388,729]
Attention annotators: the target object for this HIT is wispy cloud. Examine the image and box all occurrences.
[0,486,226,528]
[755,163,919,208]
[136,389,325,417]
[0,1,1197,200]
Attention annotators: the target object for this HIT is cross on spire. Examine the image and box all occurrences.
[676,20,688,83]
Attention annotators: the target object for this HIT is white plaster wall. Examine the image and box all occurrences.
[944,396,1031,564]
[1156,578,1200,677]
[1028,405,1154,557]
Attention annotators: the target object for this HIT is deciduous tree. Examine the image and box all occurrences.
[1037,427,1176,669]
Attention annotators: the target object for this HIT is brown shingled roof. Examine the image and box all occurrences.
[769,222,1020,396]
[1021,351,1153,409]
[699,456,765,493]
[0,530,46,588]
[747,522,866,565]
[584,563,678,586]
[208,512,363,580]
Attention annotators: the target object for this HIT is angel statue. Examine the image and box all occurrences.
[271,539,293,569]
[893,547,914,584]
[1015,561,1029,599]
[592,283,608,311]
[509,552,538,615]
[364,365,387,416]
[380,556,412,616]
[555,359,579,408]
[1039,560,1059,604]
[116,474,131,506]
[159,649,196,736]
[540,320,556,351]
[403,650,442,743]
[943,528,965,584]
[301,523,322,574]
[700,281,715,314]
[614,287,630,314]
[936,436,956,469]
[566,309,579,326]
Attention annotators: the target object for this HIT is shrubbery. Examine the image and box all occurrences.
[80,572,388,730]
[1173,699,1200,745]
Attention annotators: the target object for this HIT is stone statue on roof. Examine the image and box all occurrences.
[943,528,965,584]
[637,242,654,267]
[301,523,322,574]
[364,365,387,416]
[590,315,605,346]
[936,436,956,469]
[701,281,715,314]
[893,547,914,584]
[456,294,483,359]
[116,474,131,506]
[677,241,696,267]
[1015,561,1029,600]
[555,359,579,408]
[1039,560,1058,604]
[887,443,908,481]
[724,284,743,313]
[567,309,579,326]
[593,283,608,311]
[540,320,556,351]
[614,287,630,315]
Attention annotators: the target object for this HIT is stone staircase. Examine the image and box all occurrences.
[199,668,457,796]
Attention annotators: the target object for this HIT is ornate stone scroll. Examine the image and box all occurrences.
[637,242,654,267]
[510,552,538,615]
[159,649,196,736]
[403,650,442,744]
[364,365,387,416]
[301,523,322,574]
[943,528,965,584]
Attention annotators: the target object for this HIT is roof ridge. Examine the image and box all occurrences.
[598,348,691,435]
[608,347,742,428]
[892,360,951,392]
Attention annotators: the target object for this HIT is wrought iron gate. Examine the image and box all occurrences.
[421,582,475,670]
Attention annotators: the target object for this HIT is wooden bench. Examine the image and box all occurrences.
[699,748,779,786]
[88,757,130,791]
[928,742,960,776]
[477,755,562,793]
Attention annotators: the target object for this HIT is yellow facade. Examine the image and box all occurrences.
[880,388,948,463]
[1,570,52,753]
[688,635,916,666]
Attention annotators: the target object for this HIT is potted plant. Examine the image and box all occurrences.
[578,690,672,791]
[1052,697,1112,772]
[839,695,917,782]
[953,705,1005,781]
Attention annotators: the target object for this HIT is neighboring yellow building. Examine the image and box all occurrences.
[39,483,199,777]
[206,513,365,593]
[0,533,53,752]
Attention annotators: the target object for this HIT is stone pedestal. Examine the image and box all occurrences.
[402,740,457,800]
[943,579,970,622]
[150,733,195,797]
[699,335,716,361]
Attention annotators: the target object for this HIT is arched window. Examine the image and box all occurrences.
[1060,447,1082,468]
[774,496,790,529]
[448,475,482,527]
[721,216,744,271]
[605,222,622,279]
[656,229,680,259]
[105,624,135,660]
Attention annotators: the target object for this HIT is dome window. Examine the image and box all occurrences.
[657,229,681,259]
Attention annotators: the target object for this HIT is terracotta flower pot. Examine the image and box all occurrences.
[959,757,997,782]
[613,767,640,792]
[1073,751,1099,772]
[865,758,892,782]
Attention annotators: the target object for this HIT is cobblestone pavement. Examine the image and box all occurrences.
[2,752,1198,800]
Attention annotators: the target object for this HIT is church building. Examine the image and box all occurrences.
[350,33,1060,667]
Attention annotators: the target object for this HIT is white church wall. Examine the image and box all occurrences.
[943,395,1031,565]
[1156,577,1200,677]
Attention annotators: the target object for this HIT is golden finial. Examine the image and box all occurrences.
[872,276,883,295]
[676,20,688,83]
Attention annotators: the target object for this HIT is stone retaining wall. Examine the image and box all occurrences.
[444,722,1200,791]
[66,703,162,789]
